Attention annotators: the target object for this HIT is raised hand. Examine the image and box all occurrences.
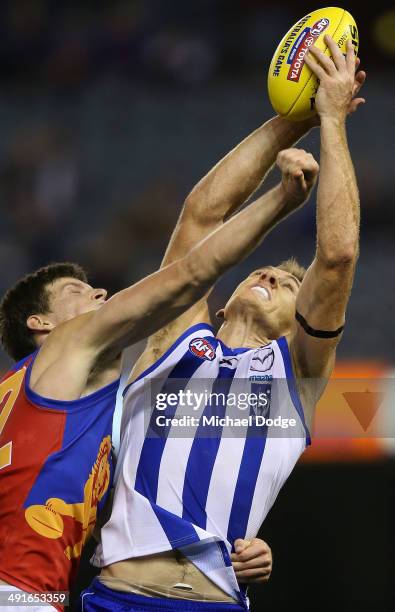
[277,147,319,208]
[305,36,366,123]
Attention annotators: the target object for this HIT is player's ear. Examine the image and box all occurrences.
[27,315,55,333]
[215,308,225,319]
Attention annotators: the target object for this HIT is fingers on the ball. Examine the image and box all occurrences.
[308,44,324,58]
[309,48,336,75]
[324,35,345,70]
[305,52,326,80]
[346,42,356,74]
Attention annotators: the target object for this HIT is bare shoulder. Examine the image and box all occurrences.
[29,311,99,399]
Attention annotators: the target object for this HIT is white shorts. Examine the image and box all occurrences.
[0,584,57,612]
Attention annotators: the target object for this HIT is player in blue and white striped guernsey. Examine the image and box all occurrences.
[83,38,364,612]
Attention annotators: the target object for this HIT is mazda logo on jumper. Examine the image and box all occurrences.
[250,347,275,372]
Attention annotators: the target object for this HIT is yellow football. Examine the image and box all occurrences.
[268,7,359,121]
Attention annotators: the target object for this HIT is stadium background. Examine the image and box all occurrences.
[0,1,393,610]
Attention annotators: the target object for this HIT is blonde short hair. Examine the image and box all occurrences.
[277,257,306,283]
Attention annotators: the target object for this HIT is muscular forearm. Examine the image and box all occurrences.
[316,118,360,264]
[190,183,291,284]
[185,116,314,224]
[161,117,315,270]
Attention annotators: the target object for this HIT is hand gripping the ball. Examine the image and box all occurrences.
[277,148,319,209]
[305,36,366,123]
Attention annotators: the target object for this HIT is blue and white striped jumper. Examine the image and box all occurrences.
[94,323,310,607]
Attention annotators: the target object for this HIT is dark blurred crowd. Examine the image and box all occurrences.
[0,0,392,88]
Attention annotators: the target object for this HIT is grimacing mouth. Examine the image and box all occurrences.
[251,286,271,301]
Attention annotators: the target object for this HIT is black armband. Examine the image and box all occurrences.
[295,310,344,339]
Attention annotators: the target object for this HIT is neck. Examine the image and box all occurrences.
[216,317,271,349]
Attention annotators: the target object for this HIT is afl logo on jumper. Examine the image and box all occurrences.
[189,338,216,361]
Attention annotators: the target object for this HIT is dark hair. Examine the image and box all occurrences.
[0,263,88,361]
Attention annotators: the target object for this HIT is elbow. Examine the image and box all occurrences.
[318,244,359,268]
[183,191,206,224]
[183,189,223,227]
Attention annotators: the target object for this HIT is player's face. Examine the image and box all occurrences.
[46,277,107,325]
[224,267,301,337]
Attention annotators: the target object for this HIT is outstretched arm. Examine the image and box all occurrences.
[32,156,314,400]
[144,64,365,358]
[150,117,315,340]
[78,168,316,356]
[290,38,365,420]
[131,147,319,379]
[164,116,315,266]
[170,55,364,268]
